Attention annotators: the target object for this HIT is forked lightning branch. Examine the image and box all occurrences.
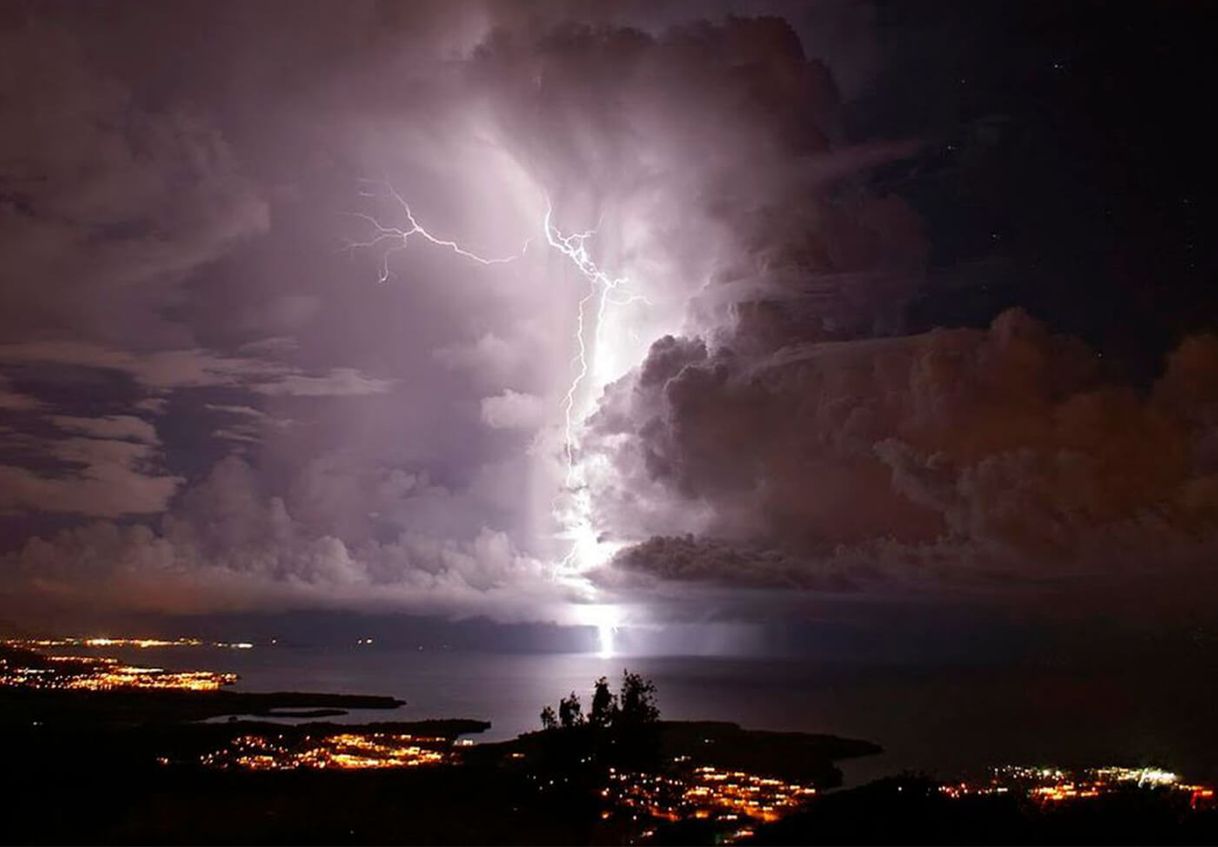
[345,182,646,580]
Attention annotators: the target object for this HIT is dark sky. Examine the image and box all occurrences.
[867,2,1217,375]
[0,0,1216,654]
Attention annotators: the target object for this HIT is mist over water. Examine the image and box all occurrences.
[84,644,1218,786]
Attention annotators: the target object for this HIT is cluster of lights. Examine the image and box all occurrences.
[603,763,816,827]
[63,667,238,692]
[200,732,452,771]
[0,653,237,692]
[2,637,252,650]
[938,765,1215,809]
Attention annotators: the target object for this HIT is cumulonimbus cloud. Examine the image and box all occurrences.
[590,310,1218,593]
[4,5,1211,629]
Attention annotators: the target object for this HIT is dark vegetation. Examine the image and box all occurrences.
[545,672,661,731]
[527,671,667,772]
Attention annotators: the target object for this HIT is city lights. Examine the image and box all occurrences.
[937,765,1215,809]
[0,644,238,692]
[200,732,454,771]
[1,636,252,650]
[604,763,817,826]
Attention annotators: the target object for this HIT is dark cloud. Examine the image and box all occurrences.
[0,341,391,397]
[594,309,1218,594]
[612,535,858,591]
[0,430,181,518]
[0,19,269,346]
[48,416,159,445]
[0,377,41,411]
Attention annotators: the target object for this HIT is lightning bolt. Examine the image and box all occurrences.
[344,181,527,282]
[349,182,646,575]
[542,202,649,487]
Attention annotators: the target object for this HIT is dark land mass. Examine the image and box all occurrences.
[1,676,1215,844]
[744,775,1218,847]
[256,708,348,718]
[0,680,873,844]
[0,644,406,722]
[476,720,880,786]
[0,685,405,723]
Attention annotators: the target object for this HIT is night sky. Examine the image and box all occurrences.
[1,1,1216,658]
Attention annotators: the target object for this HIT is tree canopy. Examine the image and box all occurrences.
[540,670,659,732]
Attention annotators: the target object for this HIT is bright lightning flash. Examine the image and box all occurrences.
[579,603,621,658]
[349,182,645,586]
[598,622,617,658]
[542,204,649,488]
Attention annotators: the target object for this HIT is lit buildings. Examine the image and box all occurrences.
[938,765,1215,809]
[0,648,238,691]
[200,732,453,770]
[604,763,817,825]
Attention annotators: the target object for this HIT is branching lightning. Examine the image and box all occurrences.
[345,181,527,282]
[542,202,650,487]
[349,182,646,578]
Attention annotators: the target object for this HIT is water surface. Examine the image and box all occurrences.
[86,645,1218,785]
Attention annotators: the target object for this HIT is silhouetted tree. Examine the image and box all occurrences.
[608,670,662,770]
[558,691,584,728]
[618,671,659,726]
[589,676,617,728]
[540,704,558,731]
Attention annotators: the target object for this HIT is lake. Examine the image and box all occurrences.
[74,642,1218,786]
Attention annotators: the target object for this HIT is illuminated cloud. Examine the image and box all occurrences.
[1,1,1214,632]
[0,436,182,518]
[251,368,395,397]
[1,456,580,620]
[0,9,991,619]
[204,405,291,447]
[48,415,159,445]
[480,389,547,430]
[204,404,277,422]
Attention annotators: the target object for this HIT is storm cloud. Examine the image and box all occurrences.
[592,311,1218,592]
[1,1,1215,629]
